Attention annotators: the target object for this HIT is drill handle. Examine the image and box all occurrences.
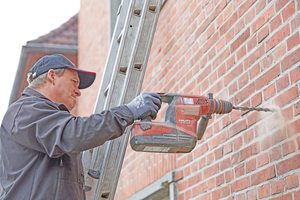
[197,114,212,140]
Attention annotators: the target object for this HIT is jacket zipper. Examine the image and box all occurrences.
[60,156,63,167]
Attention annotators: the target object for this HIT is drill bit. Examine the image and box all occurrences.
[233,106,277,112]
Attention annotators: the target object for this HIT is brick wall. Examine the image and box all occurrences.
[113,0,300,199]
[77,0,109,117]
[77,0,300,199]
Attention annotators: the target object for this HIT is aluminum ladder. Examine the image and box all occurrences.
[81,0,162,199]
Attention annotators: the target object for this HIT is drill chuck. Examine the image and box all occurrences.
[213,100,233,114]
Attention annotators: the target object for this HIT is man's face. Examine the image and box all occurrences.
[54,69,81,110]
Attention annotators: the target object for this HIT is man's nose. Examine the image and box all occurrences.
[75,88,81,97]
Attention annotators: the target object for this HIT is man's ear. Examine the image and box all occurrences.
[47,69,56,85]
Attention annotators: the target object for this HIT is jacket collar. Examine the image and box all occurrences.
[21,87,69,112]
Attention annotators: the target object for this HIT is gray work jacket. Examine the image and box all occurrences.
[0,87,134,200]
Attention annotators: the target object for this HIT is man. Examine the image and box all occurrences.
[0,54,161,200]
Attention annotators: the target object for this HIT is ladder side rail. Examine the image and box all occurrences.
[82,0,133,187]
[88,0,140,178]
[94,0,162,199]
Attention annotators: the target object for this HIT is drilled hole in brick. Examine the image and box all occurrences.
[101,192,110,199]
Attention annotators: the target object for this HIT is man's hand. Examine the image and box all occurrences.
[126,93,162,120]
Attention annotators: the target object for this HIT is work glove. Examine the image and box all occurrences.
[126,93,162,120]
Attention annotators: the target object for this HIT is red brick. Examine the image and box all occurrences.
[256,0,266,14]
[249,63,260,80]
[275,0,290,12]
[270,14,282,33]
[223,3,233,20]
[247,36,257,52]
[266,24,290,52]
[199,157,206,169]
[224,63,243,85]
[228,119,247,138]
[213,47,230,69]
[261,129,286,151]
[246,158,256,173]
[251,165,276,185]
[271,180,284,194]
[247,188,257,200]
[277,154,300,175]
[178,180,188,191]
[215,147,223,160]
[258,184,270,198]
[231,177,250,193]
[235,163,245,178]
[244,129,254,144]
[295,101,300,116]
[244,45,265,69]
[206,152,215,165]
[276,74,289,92]
[258,25,269,43]
[176,170,184,181]
[282,1,295,22]
[207,177,215,190]
[287,32,300,51]
[261,55,273,71]
[185,190,191,199]
[257,153,269,167]
[290,66,300,84]
[273,43,286,62]
[236,193,245,200]
[216,174,224,186]
[238,0,256,17]
[269,146,282,162]
[248,111,263,127]
[240,142,259,161]
[228,81,237,95]
[273,86,299,107]
[203,163,219,179]
[188,172,202,187]
[237,45,247,60]
[204,32,220,53]
[291,13,300,32]
[231,152,240,165]
[282,47,300,71]
[212,185,230,200]
[226,28,235,44]
[184,165,191,177]
[220,157,231,171]
[209,0,227,22]
[285,174,299,190]
[225,169,234,182]
[194,143,209,158]
[234,82,255,104]
[209,131,227,149]
[235,17,245,35]
[234,136,243,150]
[263,83,276,100]
[224,142,232,156]
[231,28,250,52]
[282,140,296,156]
[256,63,280,90]
[287,118,300,137]
[295,190,300,200]
[251,93,262,107]
[238,72,248,89]
[270,192,292,200]
[245,7,256,25]
[220,12,238,35]
[251,5,275,34]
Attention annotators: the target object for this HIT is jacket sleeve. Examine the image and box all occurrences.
[10,101,134,158]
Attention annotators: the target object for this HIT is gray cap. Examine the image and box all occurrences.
[29,54,96,89]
